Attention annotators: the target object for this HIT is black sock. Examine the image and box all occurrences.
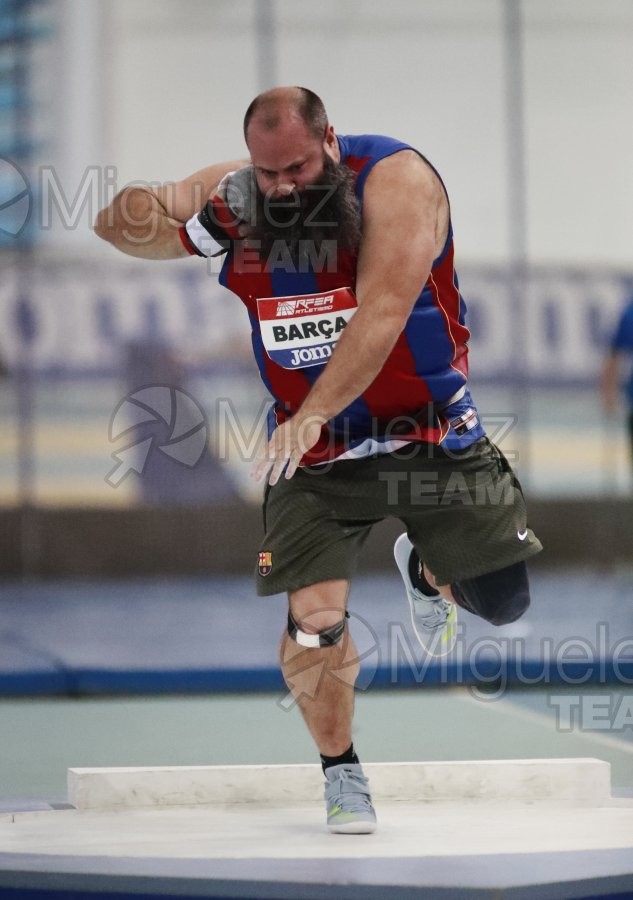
[320,743,360,773]
[408,548,440,596]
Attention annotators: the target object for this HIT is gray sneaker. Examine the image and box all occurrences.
[324,764,377,834]
[394,533,457,657]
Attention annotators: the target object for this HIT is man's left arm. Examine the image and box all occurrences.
[256,149,446,484]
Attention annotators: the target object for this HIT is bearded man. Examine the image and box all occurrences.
[95,86,542,834]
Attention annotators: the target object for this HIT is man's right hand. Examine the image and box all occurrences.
[93,158,250,260]
[180,166,257,258]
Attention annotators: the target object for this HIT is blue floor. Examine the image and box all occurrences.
[1,570,633,900]
[1,568,632,695]
[1,849,633,900]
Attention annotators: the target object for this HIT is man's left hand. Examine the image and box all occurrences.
[252,413,326,485]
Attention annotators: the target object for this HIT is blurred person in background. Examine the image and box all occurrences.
[95,86,542,835]
[601,294,633,470]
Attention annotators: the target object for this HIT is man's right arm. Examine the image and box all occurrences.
[94,159,249,259]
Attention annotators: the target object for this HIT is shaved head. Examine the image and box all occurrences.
[240,86,359,268]
[243,86,328,143]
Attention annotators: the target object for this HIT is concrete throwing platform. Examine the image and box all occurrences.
[67,758,613,811]
[1,759,632,899]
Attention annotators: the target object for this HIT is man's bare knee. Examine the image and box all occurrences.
[289,579,350,634]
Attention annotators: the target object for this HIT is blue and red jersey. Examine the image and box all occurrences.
[214,133,484,462]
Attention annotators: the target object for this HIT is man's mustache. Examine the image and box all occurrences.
[257,183,338,228]
[241,156,362,262]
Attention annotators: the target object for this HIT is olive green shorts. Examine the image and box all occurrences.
[255,437,542,596]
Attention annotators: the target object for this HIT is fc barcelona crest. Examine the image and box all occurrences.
[258,551,273,576]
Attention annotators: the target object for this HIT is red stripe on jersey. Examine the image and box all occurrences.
[298,413,445,463]
[342,155,370,177]
[178,224,202,256]
[211,196,243,239]
[224,256,313,416]
[361,332,433,419]
[223,249,271,314]
[427,244,470,376]
[262,365,313,420]
[313,248,357,294]
[452,345,469,378]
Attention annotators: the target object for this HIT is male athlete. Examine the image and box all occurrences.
[95,86,542,834]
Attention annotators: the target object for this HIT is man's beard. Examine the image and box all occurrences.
[247,156,361,266]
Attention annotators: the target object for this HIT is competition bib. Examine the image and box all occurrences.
[257,287,358,369]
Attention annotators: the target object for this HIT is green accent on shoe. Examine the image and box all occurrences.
[394,532,458,657]
[324,763,377,834]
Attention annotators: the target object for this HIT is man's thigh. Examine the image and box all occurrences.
[256,437,543,595]
[256,471,378,596]
[395,438,542,584]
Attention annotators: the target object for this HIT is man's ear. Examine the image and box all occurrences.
[324,126,338,157]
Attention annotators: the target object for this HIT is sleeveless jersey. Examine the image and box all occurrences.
[216,133,484,463]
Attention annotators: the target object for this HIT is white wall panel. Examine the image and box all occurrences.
[523,0,633,264]
[45,0,633,266]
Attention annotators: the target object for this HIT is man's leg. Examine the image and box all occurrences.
[394,436,542,646]
[396,540,530,653]
[279,577,376,834]
[423,560,531,626]
[280,578,358,754]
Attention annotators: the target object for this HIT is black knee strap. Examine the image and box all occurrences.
[287,611,349,648]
